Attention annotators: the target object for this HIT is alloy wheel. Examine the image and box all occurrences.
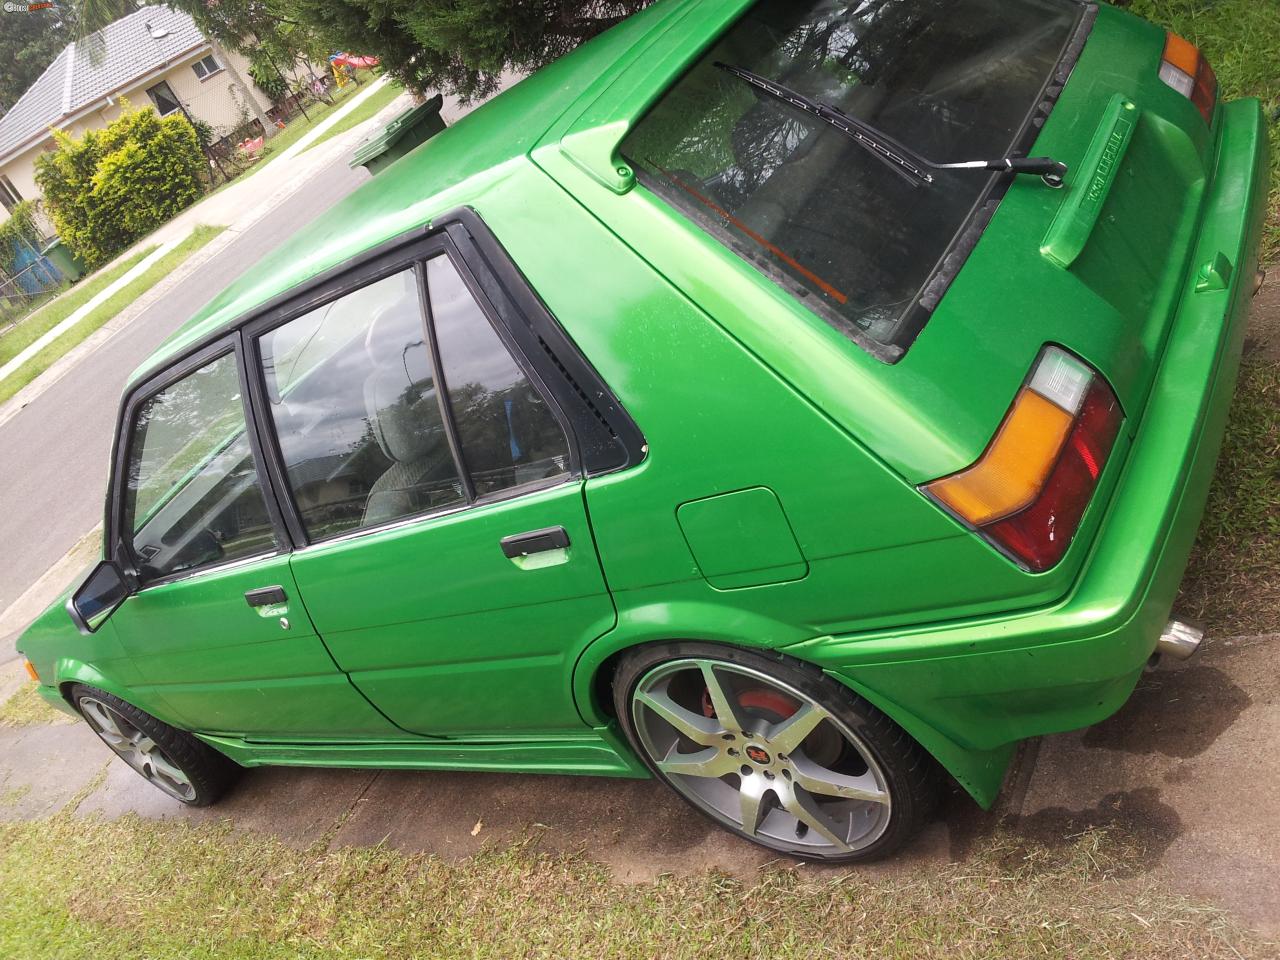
[630,658,892,857]
[79,696,196,802]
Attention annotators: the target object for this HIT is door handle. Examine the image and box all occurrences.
[245,585,287,608]
[500,526,570,559]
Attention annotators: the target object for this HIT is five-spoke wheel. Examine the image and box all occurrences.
[71,685,238,807]
[615,644,936,861]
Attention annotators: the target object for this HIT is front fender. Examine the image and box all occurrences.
[54,657,188,730]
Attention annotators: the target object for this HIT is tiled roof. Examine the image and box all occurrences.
[0,5,207,162]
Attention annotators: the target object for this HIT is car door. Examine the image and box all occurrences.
[103,338,403,738]
[245,229,626,738]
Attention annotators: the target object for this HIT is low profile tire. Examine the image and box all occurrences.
[613,642,938,862]
[70,684,239,806]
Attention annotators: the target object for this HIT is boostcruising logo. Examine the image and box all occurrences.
[3,1,56,10]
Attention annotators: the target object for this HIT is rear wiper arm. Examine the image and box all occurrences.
[715,62,1068,188]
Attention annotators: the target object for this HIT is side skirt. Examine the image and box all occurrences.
[196,723,650,779]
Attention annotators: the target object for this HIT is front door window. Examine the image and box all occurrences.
[123,351,275,582]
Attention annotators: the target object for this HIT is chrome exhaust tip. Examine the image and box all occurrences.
[1255,268,1268,298]
[1157,619,1205,661]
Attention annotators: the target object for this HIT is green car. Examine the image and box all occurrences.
[15,0,1269,862]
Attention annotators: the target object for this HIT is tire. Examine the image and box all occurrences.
[70,684,239,807]
[612,641,939,862]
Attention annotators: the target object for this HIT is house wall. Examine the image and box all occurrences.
[0,45,275,230]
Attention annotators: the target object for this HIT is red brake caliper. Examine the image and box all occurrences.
[701,686,798,723]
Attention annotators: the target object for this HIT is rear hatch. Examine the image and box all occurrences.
[896,2,1220,474]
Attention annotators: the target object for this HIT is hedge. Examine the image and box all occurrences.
[35,102,206,268]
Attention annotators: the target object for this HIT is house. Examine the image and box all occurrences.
[0,4,279,234]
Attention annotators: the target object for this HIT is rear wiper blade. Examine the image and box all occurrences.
[715,62,1068,188]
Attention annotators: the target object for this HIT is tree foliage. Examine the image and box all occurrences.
[67,0,653,102]
[0,5,76,112]
[277,0,652,99]
[35,103,206,268]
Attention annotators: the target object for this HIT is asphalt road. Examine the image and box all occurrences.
[0,157,369,619]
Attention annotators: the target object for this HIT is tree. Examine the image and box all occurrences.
[251,0,654,100]
[0,6,77,111]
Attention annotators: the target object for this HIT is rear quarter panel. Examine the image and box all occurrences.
[472,168,1044,725]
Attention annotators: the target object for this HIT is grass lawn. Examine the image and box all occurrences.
[0,226,224,406]
[0,683,68,728]
[1118,0,1280,259]
[1121,0,1280,632]
[0,815,1270,960]
[301,79,406,156]
[0,248,154,368]
[205,71,385,199]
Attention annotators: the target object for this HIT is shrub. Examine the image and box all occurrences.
[0,199,44,276]
[35,102,206,268]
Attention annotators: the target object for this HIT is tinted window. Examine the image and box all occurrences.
[259,270,465,540]
[124,352,275,582]
[621,0,1079,354]
[427,256,570,497]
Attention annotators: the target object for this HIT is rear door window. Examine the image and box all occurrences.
[426,255,571,498]
[621,0,1083,357]
[255,256,572,541]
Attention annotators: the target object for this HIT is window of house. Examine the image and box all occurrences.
[145,80,182,116]
[0,175,22,214]
[192,54,223,81]
[256,257,572,542]
[123,352,277,583]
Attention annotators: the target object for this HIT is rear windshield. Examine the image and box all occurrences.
[621,0,1084,359]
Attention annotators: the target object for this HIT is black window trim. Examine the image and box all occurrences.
[244,235,584,548]
[110,210,645,566]
[104,334,293,591]
[244,211,641,548]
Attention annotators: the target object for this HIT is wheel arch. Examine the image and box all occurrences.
[569,602,809,727]
[570,610,1015,810]
[54,658,186,729]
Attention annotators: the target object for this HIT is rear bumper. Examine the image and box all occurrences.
[785,98,1270,805]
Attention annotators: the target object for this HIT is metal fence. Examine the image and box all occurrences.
[0,258,63,330]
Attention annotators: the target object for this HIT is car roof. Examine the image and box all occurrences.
[129,0,697,389]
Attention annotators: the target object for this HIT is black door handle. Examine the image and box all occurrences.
[245,585,287,608]
[500,526,570,559]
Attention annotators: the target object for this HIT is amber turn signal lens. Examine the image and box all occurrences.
[22,659,39,682]
[1160,32,1217,125]
[923,347,1124,573]
[926,390,1073,527]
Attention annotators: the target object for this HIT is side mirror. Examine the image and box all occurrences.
[67,561,132,635]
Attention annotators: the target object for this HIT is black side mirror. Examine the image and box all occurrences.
[67,561,132,635]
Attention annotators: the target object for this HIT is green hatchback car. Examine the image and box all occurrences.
[15,0,1269,862]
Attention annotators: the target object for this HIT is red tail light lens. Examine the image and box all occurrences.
[1159,32,1218,125]
[923,347,1124,573]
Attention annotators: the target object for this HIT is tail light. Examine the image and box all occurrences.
[1159,32,1217,125]
[922,347,1123,573]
